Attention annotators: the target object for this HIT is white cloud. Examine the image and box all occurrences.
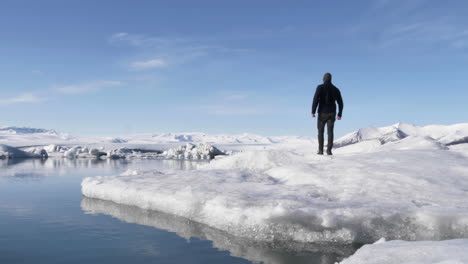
[55,80,122,94]
[0,93,45,105]
[130,59,167,70]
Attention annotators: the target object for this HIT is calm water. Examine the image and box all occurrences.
[0,158,357,264]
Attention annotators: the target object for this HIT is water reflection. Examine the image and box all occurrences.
[0,158,204,178]
[1,158,358,263]
[81,197,358,264]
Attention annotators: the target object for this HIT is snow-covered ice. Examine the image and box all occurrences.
[0,144,45,159]
[81,125,468,245]
[338,238,468,264]
[0,141,224,160]
[5,122,467,262]
[161,143,224,159]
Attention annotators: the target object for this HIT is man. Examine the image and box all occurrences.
[311,73,344,155]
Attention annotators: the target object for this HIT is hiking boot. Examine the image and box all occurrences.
[317,150,324,155]
[327,150,333,155]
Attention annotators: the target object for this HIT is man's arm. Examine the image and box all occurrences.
[336,89,344,118]
[311,86,321,116]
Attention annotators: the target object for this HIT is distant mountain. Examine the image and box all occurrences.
[150,132,279,144]
[0,126,57,135]
[335,123,468,147]
[2,123,467,148]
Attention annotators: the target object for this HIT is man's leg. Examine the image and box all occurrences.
[317,114,326,154]
[326,113,336,155]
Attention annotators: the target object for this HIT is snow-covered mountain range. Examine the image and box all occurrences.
[335,123,468,147]
[0,126,310,146]
[1,123,467,148]
[0,126,58,134]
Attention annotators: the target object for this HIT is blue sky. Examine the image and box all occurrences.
[0,0,467,137]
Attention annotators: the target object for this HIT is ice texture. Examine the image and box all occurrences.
[82,134,468,244]
[19,143,223,160]
[0,144,43,159]
[161,143,224,159]
[339,238,468,264]
[81,197,357,264]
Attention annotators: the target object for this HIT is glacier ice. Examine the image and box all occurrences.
[82,136,468,244]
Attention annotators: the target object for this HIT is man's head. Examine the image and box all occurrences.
[323,73,332,83]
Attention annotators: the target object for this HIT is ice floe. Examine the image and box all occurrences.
[161,143,225,160]
[339,238,468,264]
[81,134,468,244]
[0,144,44,159]
[5,143,224,160]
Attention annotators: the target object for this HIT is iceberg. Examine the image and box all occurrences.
[81,134,468,244]
[0,144,44,159]
[161,143,225,159]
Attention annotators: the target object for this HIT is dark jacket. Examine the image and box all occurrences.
[311,81,344,117]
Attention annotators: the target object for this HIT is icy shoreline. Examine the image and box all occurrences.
[0,143,226,160]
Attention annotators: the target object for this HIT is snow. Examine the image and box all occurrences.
[339,238,468,264]
[162,143,225,159]
[0,126,57,134]
[109,137,128,143]
[149,132,281,144]
[335,123,468,147]
[0,144,43,159]
[17,143,225,160]
[2,123,467,150]
[0,125,309,147]
[4,123,468,263]
[0,126,72,146]
[81,131,468,245]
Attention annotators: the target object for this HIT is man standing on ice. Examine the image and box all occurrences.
[311,73,344,155]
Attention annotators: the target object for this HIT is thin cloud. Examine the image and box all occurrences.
[0,93,45,105]
[110,32,249,70]
[31,69,44,75]
[109,32,184,48]
[130,58,167,70]
[377,19,468,49]
[349,3,468,51]
[219,91,249,101]
[55,80,122,94]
